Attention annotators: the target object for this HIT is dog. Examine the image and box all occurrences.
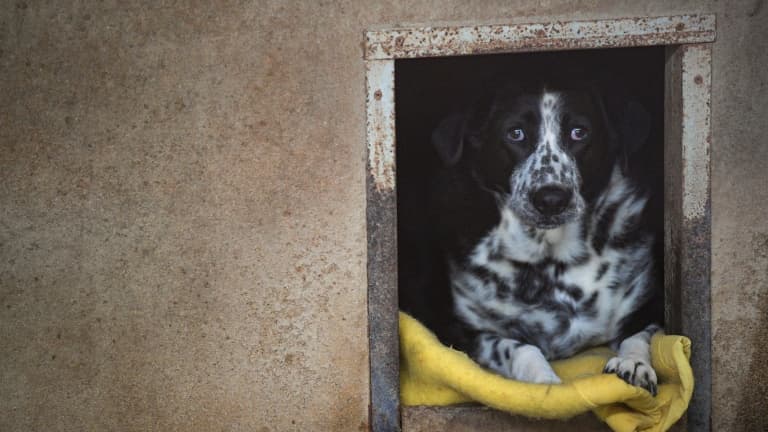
[419,80,663,395]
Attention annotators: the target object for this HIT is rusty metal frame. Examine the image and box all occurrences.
[664,43,713,431]
[365,14,715,432]
[366,59,399,432]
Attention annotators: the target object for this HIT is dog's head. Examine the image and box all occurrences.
[433,82,638,230]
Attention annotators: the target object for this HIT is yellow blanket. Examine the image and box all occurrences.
[399,312,694,432]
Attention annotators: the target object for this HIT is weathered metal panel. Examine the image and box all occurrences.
[367,61,397,192]
[365,14,716,60]
[665,43,713,432]
[681,46,712,221]
[679,44,713,432]
[366,59,401,432]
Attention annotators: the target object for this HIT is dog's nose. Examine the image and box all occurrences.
[531,186,573,216]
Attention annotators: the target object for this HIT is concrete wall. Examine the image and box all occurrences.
[0,1,765,431]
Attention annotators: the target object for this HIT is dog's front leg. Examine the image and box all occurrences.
[604,324,661,395]
[474,332,561,384]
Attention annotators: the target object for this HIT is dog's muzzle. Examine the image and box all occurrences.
[530,185,573,217]
[509,183,583,230]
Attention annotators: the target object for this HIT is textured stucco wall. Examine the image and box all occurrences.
[708,1,768,431]
[0,1,765,431]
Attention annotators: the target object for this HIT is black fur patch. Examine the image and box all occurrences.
[558,283,584,301]
[595,262,610,281]
[592,201,621,254]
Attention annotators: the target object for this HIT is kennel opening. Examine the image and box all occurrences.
[365,15,714,432]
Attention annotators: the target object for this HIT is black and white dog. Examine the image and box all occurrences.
[422,81,663,395]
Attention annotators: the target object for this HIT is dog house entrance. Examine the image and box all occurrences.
[365,15,714,432]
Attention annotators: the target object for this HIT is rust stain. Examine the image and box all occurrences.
[365,60,395,192]
[364,14,716,60]
[680,44,712,220]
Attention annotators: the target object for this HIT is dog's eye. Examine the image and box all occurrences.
[506,128,526,142]
[570,127,589,141]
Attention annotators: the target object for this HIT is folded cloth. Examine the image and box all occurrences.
[399,312,694,432]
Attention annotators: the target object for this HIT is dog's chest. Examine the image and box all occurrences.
[451,189,652,359]
[454,258,621,358]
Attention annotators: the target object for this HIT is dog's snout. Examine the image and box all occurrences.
[531,186,573,216]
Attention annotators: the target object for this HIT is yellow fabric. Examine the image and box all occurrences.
[399,312,694,432]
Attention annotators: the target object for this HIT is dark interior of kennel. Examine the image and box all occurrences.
[395,47,666,347]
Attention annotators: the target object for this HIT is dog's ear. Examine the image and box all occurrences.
[431,113,467,167]
[619,101,651,156]
[432,81,501,167]
[585,84,619,159]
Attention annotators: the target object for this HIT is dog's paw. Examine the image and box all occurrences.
[603,356,658,396]
[512,345,562,385]
[525,367,562,385]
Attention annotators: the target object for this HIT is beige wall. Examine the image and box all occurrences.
[1,1,765,431]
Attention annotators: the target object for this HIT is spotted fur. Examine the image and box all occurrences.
[429,87,662,394]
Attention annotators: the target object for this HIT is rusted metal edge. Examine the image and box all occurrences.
[365,58,400,432]
[664,43,713,432]
[366,185,400,432]
[365,14,716,60]
[679,44,713,432]
[366,60,396,192]
[680,45,711,220]
[680,203,711,432]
